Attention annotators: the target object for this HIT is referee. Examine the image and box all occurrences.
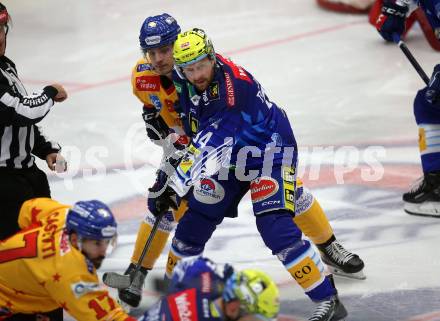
[0,3,68,240]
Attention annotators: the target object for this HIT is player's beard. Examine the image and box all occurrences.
[193,78,210,92]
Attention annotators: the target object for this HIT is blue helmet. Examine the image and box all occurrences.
[139,13,181,51]
[66,200,117,240]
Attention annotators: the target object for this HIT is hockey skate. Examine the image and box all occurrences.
[318,239,365,280]
[118,263,149,308]
[308,295,347,321]
[403,172,440,218]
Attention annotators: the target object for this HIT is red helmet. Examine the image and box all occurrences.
[0,3,9,26]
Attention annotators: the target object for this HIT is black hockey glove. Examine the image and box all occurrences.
[375,0,408,42]
[142,106,170,142]
[147,170,178,217]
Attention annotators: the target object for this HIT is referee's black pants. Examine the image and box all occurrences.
[0,165,51,240]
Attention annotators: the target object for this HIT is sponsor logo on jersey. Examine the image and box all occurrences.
[168,288,198,321]
[136,76,160,91]
[261,200,281,207]
[194,178,225,204]
[289,257,321,290]
[250,177,279,203]
[189,115,198,135]
[282,166,296,212]
[202,298,210,318]
[283,167,295,184]
[137,63,152,72]
[71,281,100,298]
[175,82,183,94]
[149,95,162,110]
[201,272,211,293]
[224,72,235,107]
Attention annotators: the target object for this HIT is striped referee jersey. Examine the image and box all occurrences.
[0,55,60,169]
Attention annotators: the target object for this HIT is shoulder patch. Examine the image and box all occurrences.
[137,63,152,72]
[71,281,100,298]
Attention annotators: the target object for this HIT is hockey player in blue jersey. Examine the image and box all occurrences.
[118,13,364,310]
[403,65,440,217]
[370,0,440,51]
[139,257,280,321]
[147,28,348,321]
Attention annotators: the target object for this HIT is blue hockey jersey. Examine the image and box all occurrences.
[169,54,297,195]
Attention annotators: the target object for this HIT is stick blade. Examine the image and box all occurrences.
[102,272,131,289]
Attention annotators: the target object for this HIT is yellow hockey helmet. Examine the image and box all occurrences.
[173,28,215,67]
[223,269,280,320]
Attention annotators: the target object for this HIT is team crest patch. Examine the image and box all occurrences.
[194,178,225,204]
[208,82,220,100]
[250,177,279,202]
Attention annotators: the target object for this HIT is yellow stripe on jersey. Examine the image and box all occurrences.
[419,127,427,153]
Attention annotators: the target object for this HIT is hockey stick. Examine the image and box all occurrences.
[102,211,166,289]
[393,35,430,85]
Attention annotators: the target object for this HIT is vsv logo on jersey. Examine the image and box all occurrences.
[168,289,198,321]
[135,76,160,91]
[250,177,279,203]
[194,178,225,204]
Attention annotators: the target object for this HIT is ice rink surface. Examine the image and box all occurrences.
[2,0,440,320]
